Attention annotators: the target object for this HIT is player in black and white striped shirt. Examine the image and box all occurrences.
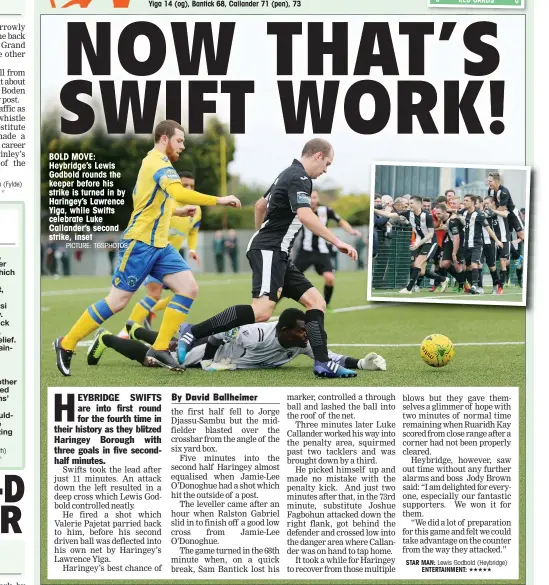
[461,195,502,295]
[294,190,361,309]
[487,172,525,243]
[177,139,359,379]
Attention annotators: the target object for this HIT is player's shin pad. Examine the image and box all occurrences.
[305,309,329,363]
[128,295,157,324]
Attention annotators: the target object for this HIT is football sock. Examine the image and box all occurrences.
[407,268,421,291]
[152,295,172,313]
[128,295,157,324]
[490,269,501,286]
[425,270,445,284]
[103,334,148,364]
[324,285,334,306]
[203,341,219,361]
[500,269,507,285]
[152,294,194,350]
[447,265,458,280]
[344,357,359,369]
[62,298,114,351]
[465,269,472,285]
[437,268,448,278]
[477,270,483,288]
[516,266,523,285]
[133,327,158,345]
[471,268,479,286]
[191,305,255,339]
[305,309,330,363]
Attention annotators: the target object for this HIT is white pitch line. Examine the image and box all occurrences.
[74,304,391,347]
[328,342,525,348]
[267,303,394,322]
[76,340,526,349]
[42,279,244,297]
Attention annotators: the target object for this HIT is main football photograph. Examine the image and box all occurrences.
[41,15,525,390]
[368,163,530,307]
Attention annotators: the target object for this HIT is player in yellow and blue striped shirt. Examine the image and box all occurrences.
[54,120,240,375]
[122,171,203,330]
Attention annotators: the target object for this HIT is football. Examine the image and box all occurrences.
[420,334,455,367]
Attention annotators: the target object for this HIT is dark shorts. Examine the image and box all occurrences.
[508,209,525,234]
[497,241,510,260]
[247,249,314,303]
[294,250,334,275]
[482,242,497,268]
[463,246,483,266]
[441,241,464,263]
[413,242,438,263]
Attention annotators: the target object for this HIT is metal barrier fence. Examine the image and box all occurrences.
[371,225,522,290]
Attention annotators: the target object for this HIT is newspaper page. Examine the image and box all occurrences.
[0,0,32,583]
[22,0,543,584]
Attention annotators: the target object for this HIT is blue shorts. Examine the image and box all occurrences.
[143,275,169,288]
[112,239,190,292]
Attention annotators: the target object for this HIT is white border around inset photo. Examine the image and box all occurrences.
[367,161,531,307]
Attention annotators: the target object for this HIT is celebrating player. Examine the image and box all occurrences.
[461,194,502,295]
[176,138,360,378]
[487,172,525,242]
[434,203,467,292]
[54,120,241,376]
[86,309,387,373]
[294,190,361,309]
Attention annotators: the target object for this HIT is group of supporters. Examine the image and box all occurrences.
[373,172,526,295]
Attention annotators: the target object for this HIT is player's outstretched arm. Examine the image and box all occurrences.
[166,182,241,208]
[338,218,361,237]
[491,208,509,218]
[373,208,399,219]
[297,207,358,260]
[410,228,434,250]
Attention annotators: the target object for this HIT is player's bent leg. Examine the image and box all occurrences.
[251,296,276,323]
[89,330,150,366]
[297,288,355,378]
[55,286,133,376]
[145,270,196,370]
[128,281,163,325]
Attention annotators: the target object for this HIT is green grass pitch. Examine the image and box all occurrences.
[41,271,525,389]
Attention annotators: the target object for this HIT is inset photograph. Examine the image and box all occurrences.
[368,163,530,306]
